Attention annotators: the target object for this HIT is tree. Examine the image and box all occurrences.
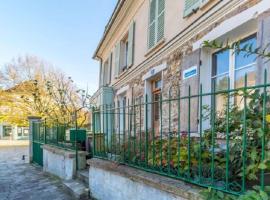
[0,55,91,128]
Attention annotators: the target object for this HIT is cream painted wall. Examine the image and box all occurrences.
[97,0,253,87]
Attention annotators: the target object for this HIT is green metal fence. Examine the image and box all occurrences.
[32,119,89,169]
[92,71,270,195]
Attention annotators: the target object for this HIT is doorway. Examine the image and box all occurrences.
[151,79,161,135]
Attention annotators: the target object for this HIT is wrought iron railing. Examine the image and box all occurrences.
[32,120,76,150]
[92,71,270,195]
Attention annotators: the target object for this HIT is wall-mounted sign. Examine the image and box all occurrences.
[150,69,155,76]
[183,66,197,80]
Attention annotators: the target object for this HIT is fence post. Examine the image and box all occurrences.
[261,69,267,190]
[92,107,96,157]
[44,118,47,144]
[145,94,148,166]
[28,116,42,164]
[75,111,78,171]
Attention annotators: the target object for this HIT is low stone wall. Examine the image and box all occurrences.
[89,158,202,200]
[42,145,87,180]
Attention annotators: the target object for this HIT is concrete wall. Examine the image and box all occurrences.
[43,145,86,180]
[89,159,201,200]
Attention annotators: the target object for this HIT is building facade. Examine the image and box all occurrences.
[92,0,270,134]
[0,123,29,140]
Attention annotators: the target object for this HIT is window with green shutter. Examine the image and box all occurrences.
[148,0,165,49]
[184,0,201,17]
[127,21,135,68]
[114,42,120,78]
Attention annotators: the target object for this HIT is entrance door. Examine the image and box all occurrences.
[152,79,161,135]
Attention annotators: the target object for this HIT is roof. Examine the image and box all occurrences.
[93,0,126,60]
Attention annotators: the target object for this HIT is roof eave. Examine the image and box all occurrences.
[92,0,126,60]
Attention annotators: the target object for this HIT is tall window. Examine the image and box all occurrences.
[120,35,129,72]
[152,78,161,133]
[212,35,257,109]
[148,0,165,49]
[102,60,109,86]
[17,127,22,137]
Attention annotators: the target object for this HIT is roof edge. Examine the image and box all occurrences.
[92,0,126,60]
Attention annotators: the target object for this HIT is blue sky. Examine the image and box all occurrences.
[0,0,117,94]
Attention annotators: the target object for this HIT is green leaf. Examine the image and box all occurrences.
[259,190,268,200]
[250,148,257,161]
[217,191,224,198]
[258,162,267,170]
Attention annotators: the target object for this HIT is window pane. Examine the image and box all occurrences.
[154,93,160,120]
[213,75,229,113]
[235,36,257,69]
[235,65,256,89]
[23,129,29,136]
[155,80,162,89]
[18,128,22,136]
[213,50,230,76]
[213,75,229,91]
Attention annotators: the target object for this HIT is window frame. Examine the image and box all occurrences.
[211,34,257,91]
[148,0,165,49]
[120,33,129,73]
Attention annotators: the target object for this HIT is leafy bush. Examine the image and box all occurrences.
[200,186,270,200]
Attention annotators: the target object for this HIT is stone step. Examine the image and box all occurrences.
[63,179,90,200]
[76,168,89,186]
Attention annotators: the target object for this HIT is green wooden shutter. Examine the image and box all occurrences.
[127,21,135,68]
[184,0,201,17]
[108,52,112,84]
[101,63,105,86]
[148,0,156,49]
[114,42,120,78]
[157,0,165,42]
[201,0,210,7]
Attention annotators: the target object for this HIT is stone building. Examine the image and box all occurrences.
[91,0,270,136]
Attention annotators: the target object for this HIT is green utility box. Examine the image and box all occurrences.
[70,129,87,142]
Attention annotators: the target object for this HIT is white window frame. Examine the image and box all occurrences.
[211,33,257,91]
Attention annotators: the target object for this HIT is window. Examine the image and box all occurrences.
[101,53,113,86]
[234,36,257,89]
[3,126,12,137]
[114,22,135,78]
[23,129,29,136]
[152,78,161,130]
[17,127,22,137]
[102,60,109,86]
[184,0,211,17]
[184,0,201,17]
[212,35,257,109]
[120,34,129,72]
[148,0,165,49]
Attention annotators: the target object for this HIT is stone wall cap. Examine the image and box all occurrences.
[42,144,87,158]
[89,158,202,200]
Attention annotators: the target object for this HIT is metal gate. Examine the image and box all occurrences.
[32,121,44,166]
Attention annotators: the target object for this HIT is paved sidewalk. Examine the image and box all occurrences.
[0,140,29,147]
[0,146,75,200]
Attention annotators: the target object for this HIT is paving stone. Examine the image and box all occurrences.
[0,146,75,200]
